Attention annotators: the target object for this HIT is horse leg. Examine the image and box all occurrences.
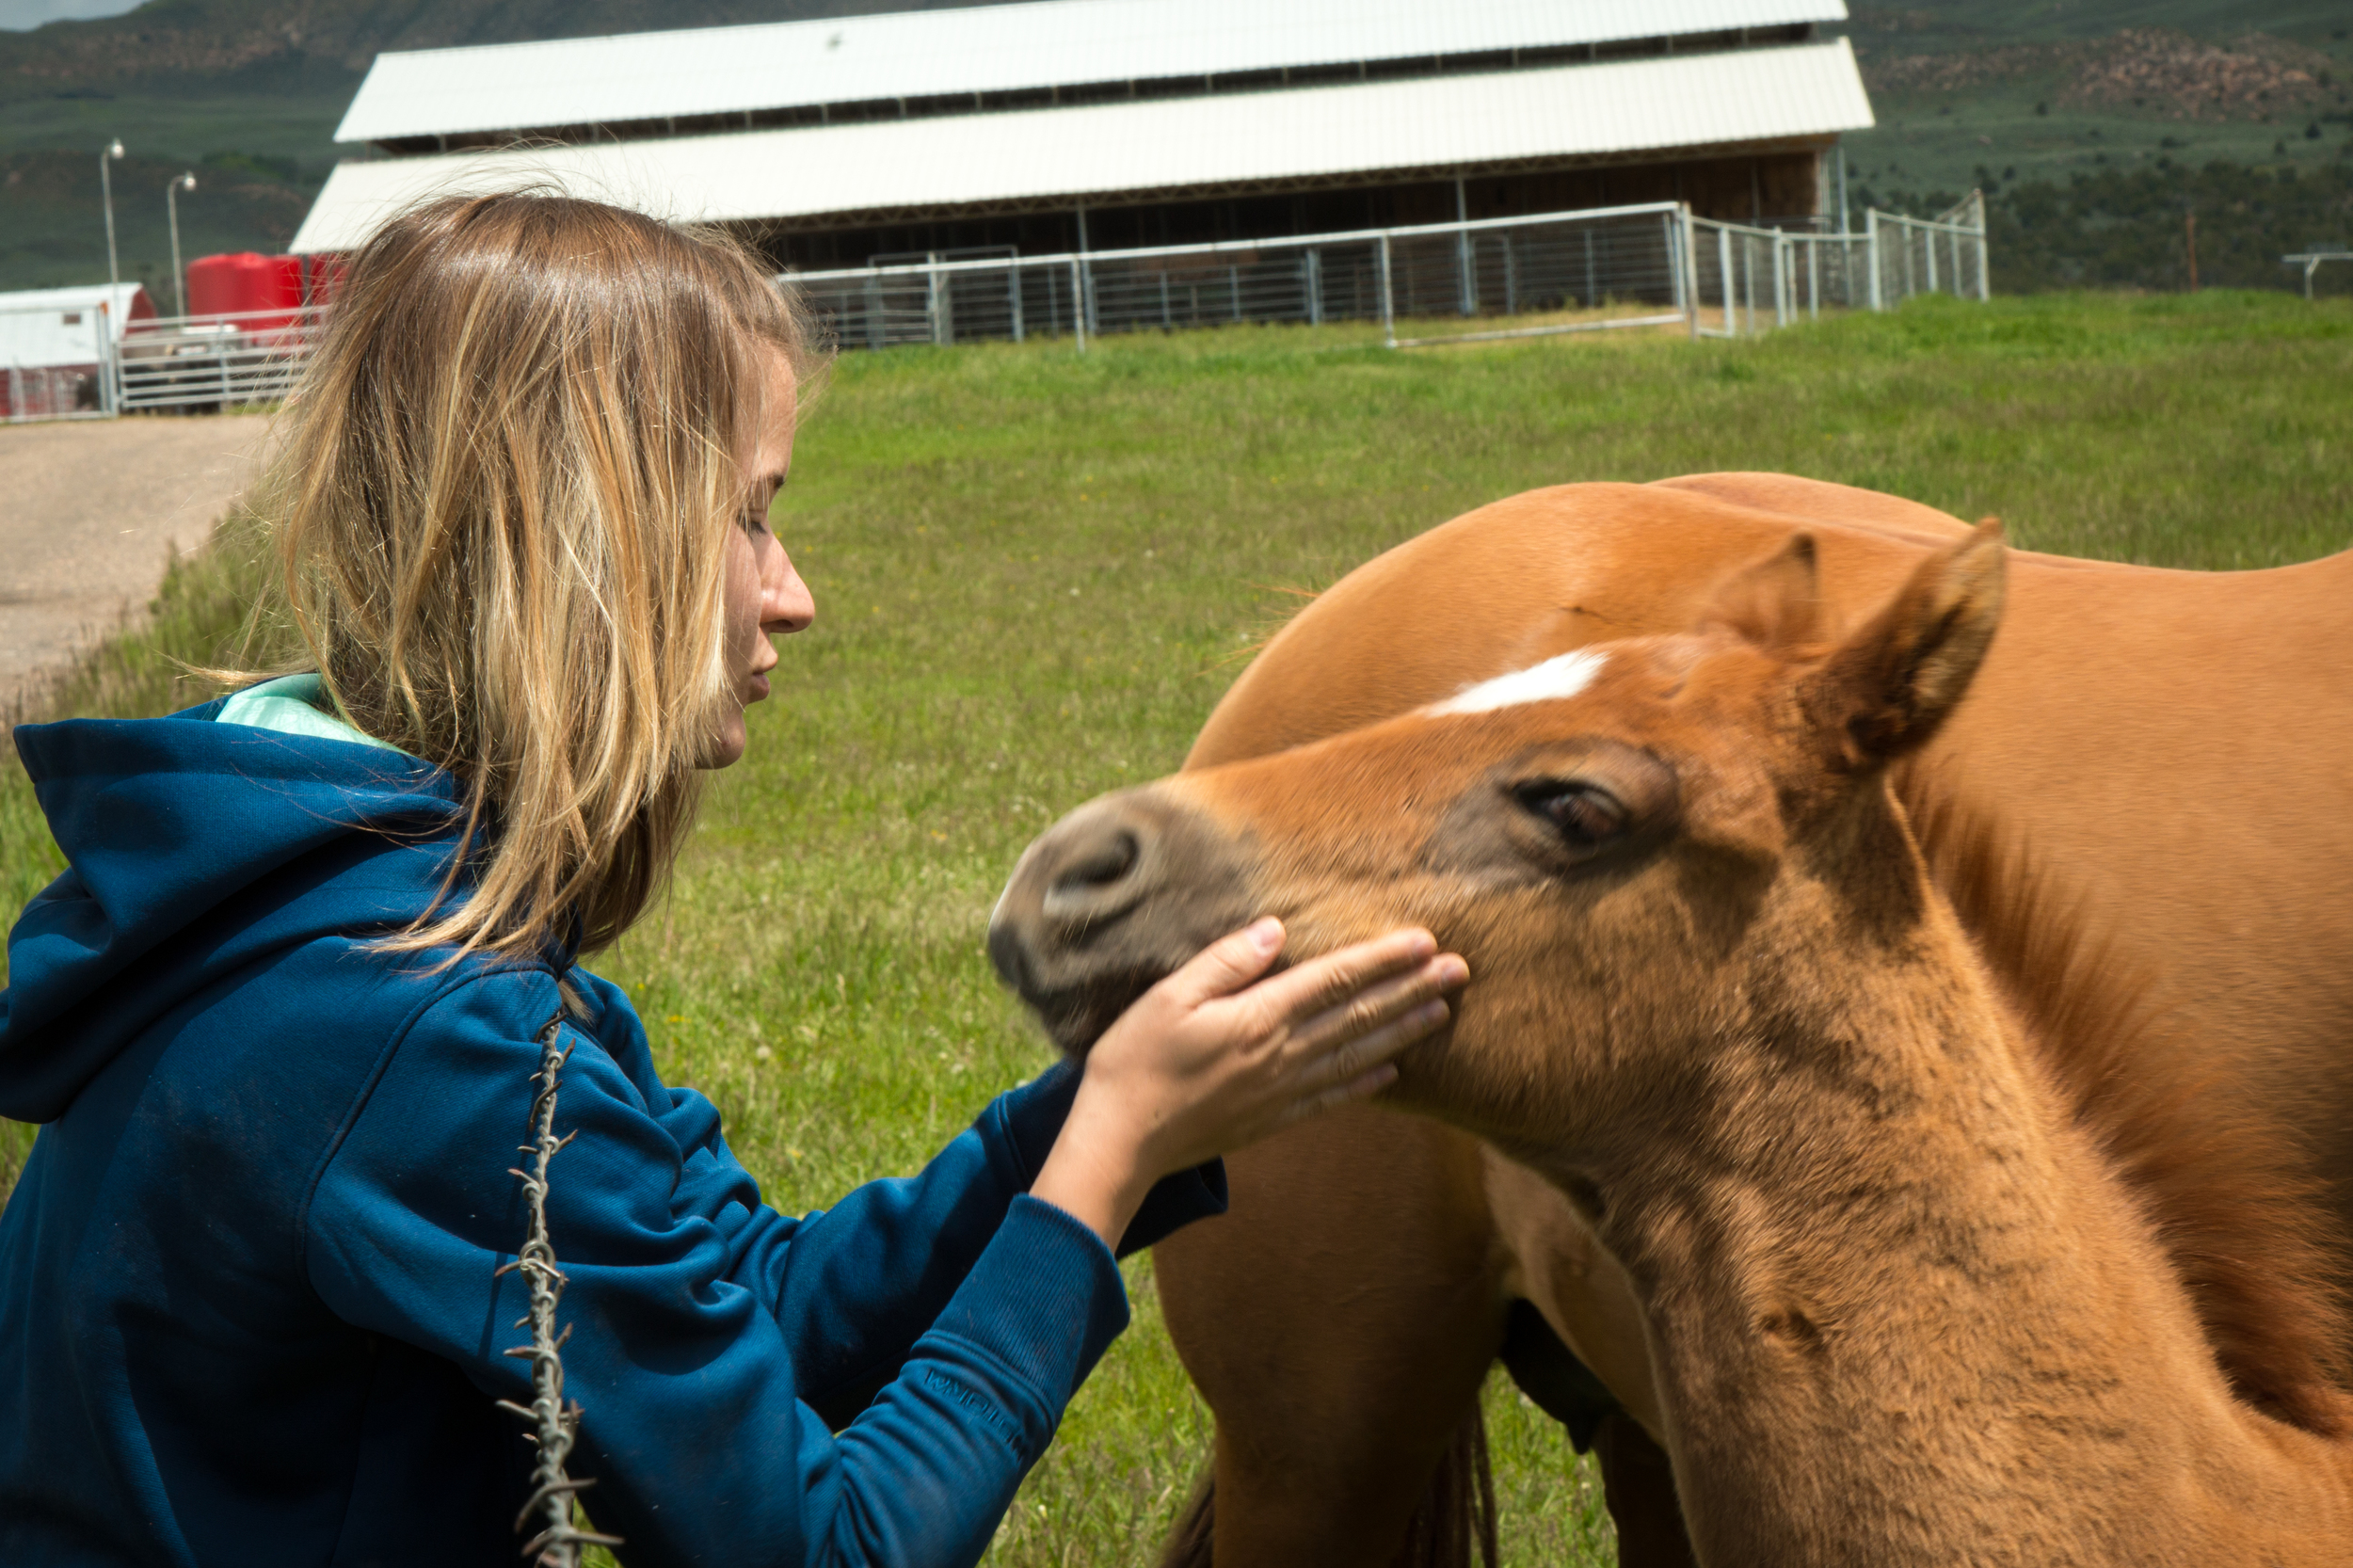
[1594,1415,1700,1568]
[1155,1107,1507,1567]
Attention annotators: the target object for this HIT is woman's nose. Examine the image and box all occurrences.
[766,548,815,634]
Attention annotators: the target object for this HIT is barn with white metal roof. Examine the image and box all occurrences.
[292,0,1874,268]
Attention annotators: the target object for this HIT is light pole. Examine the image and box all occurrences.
[167,172,196,317]
[100,139,124,288]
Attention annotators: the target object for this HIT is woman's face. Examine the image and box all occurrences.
[709,350,816,769]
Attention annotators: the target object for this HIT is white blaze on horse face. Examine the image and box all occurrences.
[1426,649,1609,716]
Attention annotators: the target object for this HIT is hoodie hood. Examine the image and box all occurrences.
[1,703,471,1121]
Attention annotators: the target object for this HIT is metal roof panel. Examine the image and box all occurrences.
[334,0,1849,144]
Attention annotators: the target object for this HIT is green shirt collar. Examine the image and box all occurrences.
[216,673,408,757]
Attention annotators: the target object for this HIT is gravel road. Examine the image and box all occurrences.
[1,413,273,712]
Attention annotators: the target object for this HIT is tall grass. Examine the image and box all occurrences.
[4,291,2349,1562]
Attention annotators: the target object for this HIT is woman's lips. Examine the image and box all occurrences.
[745,672,770,703]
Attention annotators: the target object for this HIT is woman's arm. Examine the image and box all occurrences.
[304,970,1119,1566]
[746,1058,1219,1425]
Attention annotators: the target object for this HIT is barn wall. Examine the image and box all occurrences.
[756,147,1829,271]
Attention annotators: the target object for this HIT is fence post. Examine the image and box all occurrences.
[98,301,120,416]
[927,259,949,346]
[1719,224,1735,336]
[1305,248,1324,326]
[1924,224,1938,295]
[1455,179,1475,316]
[1009,264,1025,343]
[1378,232,1396,350]
[1975,194,1992,301]
[1664,213,1683,329]
[1070,259,1087,353]
[1682,206,1700,339]
[1866,210,1883,312]
[1744,234,1757,335]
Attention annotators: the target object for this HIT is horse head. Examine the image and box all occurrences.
[991,521,2008,1162]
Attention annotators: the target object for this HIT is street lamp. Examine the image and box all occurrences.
[167,172,197,318]
[100,139,124,289]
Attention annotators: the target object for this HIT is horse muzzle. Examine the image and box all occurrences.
[988,783,1257,1053]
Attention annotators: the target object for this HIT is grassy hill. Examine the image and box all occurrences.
[4,0,2350,295]
[1838,5,2353,296]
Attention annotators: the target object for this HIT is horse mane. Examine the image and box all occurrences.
[1906,772,2353,1436]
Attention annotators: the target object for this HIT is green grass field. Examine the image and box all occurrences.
[5,291,2351,1563]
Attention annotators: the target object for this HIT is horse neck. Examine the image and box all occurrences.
[1569,818,2353,1566]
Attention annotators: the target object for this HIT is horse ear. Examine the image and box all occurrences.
[1801,520,2007,767]
[1698,534,1833,653]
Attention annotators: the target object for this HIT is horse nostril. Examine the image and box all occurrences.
[1055,830,1138,896]
[1039,820,1153,930]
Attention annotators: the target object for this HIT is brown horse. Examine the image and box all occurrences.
[991,522,2353,1565]
[1024,476,2353,1565]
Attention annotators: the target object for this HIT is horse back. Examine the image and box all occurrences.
[1190,476,1964,768]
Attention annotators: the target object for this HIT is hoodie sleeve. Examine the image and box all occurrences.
[300,968,1220,1568]
[762,1041,1226,1426]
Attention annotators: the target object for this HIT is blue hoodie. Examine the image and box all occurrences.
[0,704,1223,1567]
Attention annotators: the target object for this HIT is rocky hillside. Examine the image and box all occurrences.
[1865,27,2340,120]
[1838,2,2351,200]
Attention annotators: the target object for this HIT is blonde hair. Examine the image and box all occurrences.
[254,191,820,961]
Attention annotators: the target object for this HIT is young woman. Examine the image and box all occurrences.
[0,194,1465,1567]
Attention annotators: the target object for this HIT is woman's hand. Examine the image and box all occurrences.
[1030,918,1467,1250]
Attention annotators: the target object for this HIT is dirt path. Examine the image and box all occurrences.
[0,412,272,712]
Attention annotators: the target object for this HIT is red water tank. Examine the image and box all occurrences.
[185,252,302,329]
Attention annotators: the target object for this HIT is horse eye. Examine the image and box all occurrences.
[1512,782,1626,853]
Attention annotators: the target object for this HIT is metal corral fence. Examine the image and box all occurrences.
[787,193,1989,354]
[1683,195,1986,338]
[113,304,329,414]
[4,196,1987,424]
[2282,249,2353,298]
[3,302,328,423]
